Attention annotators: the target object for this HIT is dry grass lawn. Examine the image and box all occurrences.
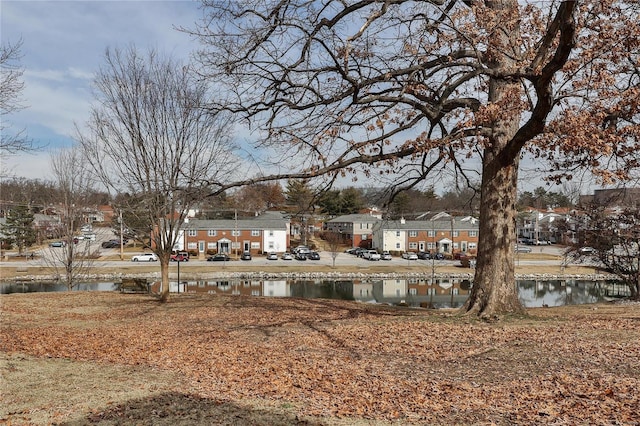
[1,292,639,425]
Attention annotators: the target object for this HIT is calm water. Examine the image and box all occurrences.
[1,278,630,308]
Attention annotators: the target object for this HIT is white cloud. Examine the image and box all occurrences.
[1,0,202,180]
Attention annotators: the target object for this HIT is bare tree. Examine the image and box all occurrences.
[0,39,35,164]
[190,1,640,316]
[322,231,343,268]
[44,147,96,290]
[571,205,640,300]
[77,46,237,302]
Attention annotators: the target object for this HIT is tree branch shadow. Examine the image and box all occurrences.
[59,391,319,426]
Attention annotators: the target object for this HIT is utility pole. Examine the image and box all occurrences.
[119,209,124,261]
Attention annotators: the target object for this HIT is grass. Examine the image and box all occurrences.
[1,292,639,425]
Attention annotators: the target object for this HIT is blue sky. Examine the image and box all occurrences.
[1,0,600,197]
[1,0,203,179]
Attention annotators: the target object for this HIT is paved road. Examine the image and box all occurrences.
[2,245,585,270]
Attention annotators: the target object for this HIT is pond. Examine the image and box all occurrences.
[1,277,630,308]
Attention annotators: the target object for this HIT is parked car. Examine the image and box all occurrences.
[240,251,252,260]
[266,252,278,260]
[363,250,381,261]
[131,253,158,262]
[307,251,320,260]
[417,251,431,260]
[293,246,311,255]
[295,252,307,260]
[381,251,392,260]
[433,252,445,260]
[515,245,532,253]
[401,252,418,260]
[101,240,120,249]
[170,252,189,262]
[281,252,293,260]
[579,246,596,254]
[207,253,229,262]
[49,241,66,248]
[354,247,368,257]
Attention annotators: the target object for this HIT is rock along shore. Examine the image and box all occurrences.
[6,270,619,284]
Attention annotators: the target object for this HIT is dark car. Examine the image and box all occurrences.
[101,240,120,249]
[307,251,320,260]
[417,251,431,260]
[295,252,307,260]
[207,253,230,262]
[240,251,252,260]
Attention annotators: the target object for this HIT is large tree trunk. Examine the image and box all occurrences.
[463,0,526,317]
[463,151,525,317]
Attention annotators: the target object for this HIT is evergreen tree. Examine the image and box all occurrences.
[1,205,36,255]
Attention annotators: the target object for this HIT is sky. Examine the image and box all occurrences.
[1,0,203,180]
[1,0,605,198]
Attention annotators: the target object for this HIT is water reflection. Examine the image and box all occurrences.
[3,278,628,308]
[1,281,119,294]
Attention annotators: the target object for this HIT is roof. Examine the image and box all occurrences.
[184,213,289,231]
[375,217,479,231]
[326,214,382,224]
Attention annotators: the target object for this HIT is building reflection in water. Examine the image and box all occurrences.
[4,278,629,305]
[159,277,474,308]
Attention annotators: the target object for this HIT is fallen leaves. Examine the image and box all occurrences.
[1,292,639,424]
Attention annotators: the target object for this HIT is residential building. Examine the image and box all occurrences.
[580,187,640,208]
[372,214,479,256]
[177,211,290,258]
[518,208,567,244]
[324,213,382,248]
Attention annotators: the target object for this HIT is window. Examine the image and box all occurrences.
[396,231,401,237]
[268,230,274,237]
[207,229,216,236]
[188,229,197,237]
[395,243,401,249]
[469,230,478,237]
[409,288,417,295]
[187,242,197,249]
[409,242,417,249]
[452,231,459,237]
[232,230,240,236]
[409,231,418,237]
[268,242,274,249]
[251,242,260,249]
[428,230,435,237]
[251,230,260,236]
[468,243,477,250]
[207,242,216,249]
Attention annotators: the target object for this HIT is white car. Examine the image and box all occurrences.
[281,252,293,260]
[401,252,418,260]
[266,252,278,260]
[381,251,392,260]
[364,250,381,261]
[131,253,158,262]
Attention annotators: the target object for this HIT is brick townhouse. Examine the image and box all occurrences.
[176,211,290,258]
[371,214,480,256]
